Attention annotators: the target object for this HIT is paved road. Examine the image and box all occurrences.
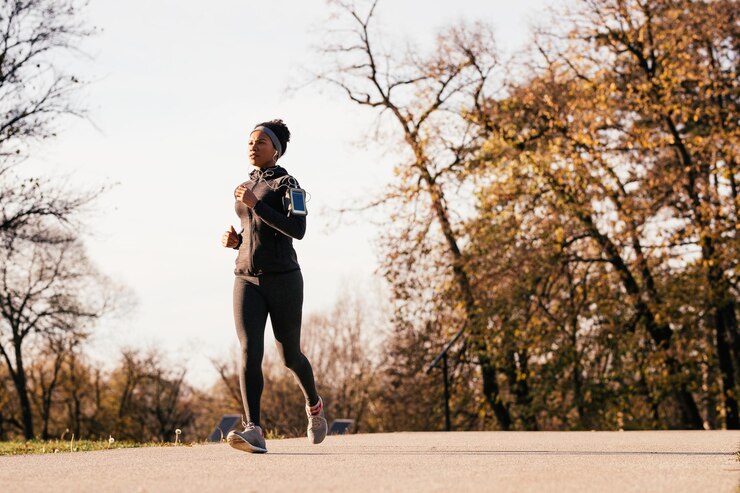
[0,431,738,492]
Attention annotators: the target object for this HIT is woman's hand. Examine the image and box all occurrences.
[222,225,240,248]
[235,184,258,208]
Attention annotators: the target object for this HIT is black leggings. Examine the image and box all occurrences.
[232,270,318,426]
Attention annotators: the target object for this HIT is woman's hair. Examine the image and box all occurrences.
[255,119,291,157]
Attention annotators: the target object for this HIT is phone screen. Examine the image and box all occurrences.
[291,189,306,213]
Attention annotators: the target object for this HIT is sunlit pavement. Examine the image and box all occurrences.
[1,431,738,492]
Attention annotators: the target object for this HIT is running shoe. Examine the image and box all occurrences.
[227,422,267,454]
[306,396,328,444]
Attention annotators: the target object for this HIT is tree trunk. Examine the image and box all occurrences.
[422,170,513,430]
[38,350,66,439]
[480,354,511,429]
[66,354,82,437]
[538,171,703,428]
[714,299,739,429]
[567,194,702,428]
[505,349,537,430]
[663,115,736,429]
[572,325,585,428]
[12,343,34,439]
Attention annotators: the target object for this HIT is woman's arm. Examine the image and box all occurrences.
[253,200,306,239]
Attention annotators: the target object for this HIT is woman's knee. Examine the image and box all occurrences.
[241,346,264,366]
[280,350,305,371]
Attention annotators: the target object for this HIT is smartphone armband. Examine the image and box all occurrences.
[286,188,307,216]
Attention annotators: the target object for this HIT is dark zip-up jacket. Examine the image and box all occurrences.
[233,165,306,276]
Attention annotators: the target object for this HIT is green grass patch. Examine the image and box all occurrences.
[0,439,179,456]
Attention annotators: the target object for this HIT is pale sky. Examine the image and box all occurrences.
[24,0,552,387]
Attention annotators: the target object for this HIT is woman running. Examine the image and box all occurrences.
[221,119,327,453]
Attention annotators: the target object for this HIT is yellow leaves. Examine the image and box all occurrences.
[554,226,565,245]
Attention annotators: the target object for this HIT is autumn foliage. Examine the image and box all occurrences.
[315,0,738,431]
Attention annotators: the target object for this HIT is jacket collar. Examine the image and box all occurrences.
[249,165,287,181]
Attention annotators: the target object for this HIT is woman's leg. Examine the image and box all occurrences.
[233,276,269,425]
[264,271,319,406]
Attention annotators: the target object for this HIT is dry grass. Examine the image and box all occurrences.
[0,439,178,456]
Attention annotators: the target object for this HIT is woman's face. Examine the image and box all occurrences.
[248,130,278,168]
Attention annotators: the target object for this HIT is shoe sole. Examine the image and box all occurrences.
[227,433,267,454]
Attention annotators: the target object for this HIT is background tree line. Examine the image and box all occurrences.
[0,288,387,441]
[2,0,737,441]
[312,0,738,431]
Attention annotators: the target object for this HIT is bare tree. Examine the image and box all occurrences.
[0,0,101,250]
[27,333,81,439]
[0,0,131,440]
[0,173,103,250]
[312,0,514,428]
[0,0,91,159]
[0,238,118,438]
[105,350,195,442]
